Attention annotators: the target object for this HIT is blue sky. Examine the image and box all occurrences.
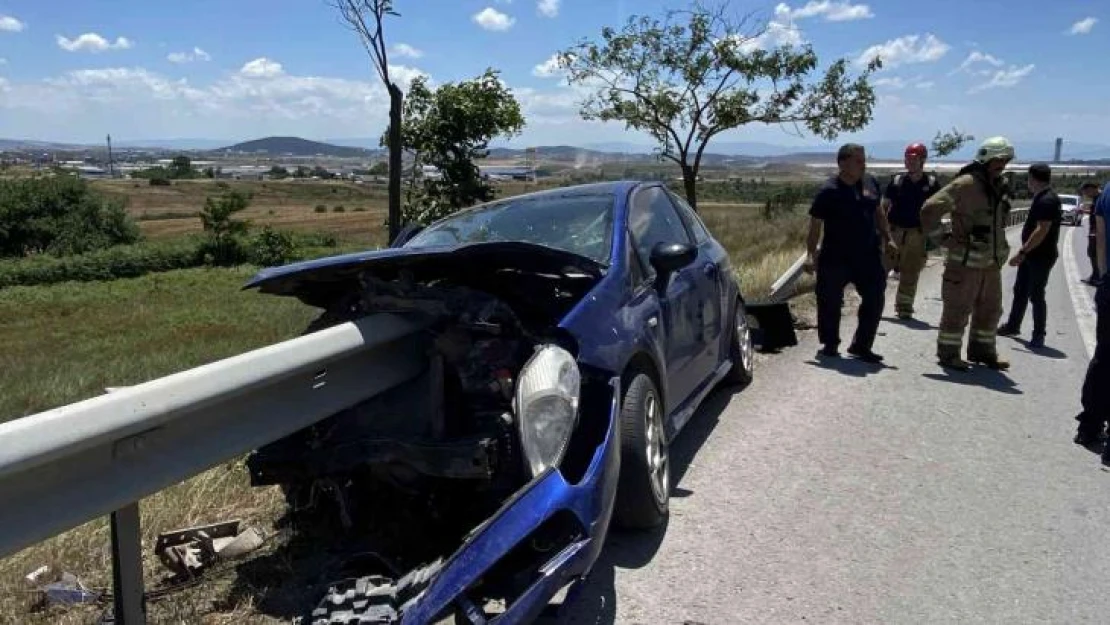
[0,0,1106,149]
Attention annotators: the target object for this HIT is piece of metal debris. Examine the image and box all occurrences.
[41,572,101,606]
[155,519,265,580]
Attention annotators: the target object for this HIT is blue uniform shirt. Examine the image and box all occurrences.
[809,173,883,266]
[1097,183,1110,277]
[883,172,938,229]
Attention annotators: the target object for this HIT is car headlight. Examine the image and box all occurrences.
[514,344,581,478]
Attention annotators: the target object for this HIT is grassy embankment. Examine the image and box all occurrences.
[0,179,810,624]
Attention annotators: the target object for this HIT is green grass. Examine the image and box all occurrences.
[0,267,318,423]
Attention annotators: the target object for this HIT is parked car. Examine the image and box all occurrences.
[242,181,762,624]
[1060,194,1083,226]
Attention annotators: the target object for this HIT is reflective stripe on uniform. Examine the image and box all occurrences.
[938,331,964,346]
[971,328,995,341]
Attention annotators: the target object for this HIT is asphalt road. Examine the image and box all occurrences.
[560,223,1108,624]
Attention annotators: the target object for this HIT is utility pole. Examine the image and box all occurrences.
[107,134,116,178]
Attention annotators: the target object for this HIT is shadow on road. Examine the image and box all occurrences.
[922,369,1023,395]
[804,352,899,377]
[552,386,739,624]
[882,316,937,331]
[1003,337,1069,360]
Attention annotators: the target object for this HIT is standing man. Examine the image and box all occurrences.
[998,163,1062,348]
[1080,182,1103,285]
[921,136,1015,372]
[1075,181,1109,461]
[803,143,893,363]
[881,142,939,320]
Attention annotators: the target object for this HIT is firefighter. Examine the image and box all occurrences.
[920,136,1015,371]
[881,142,939,319]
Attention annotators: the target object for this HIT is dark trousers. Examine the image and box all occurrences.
[1076,280,1110,438]
[1088,238,1101,282]
[1004,256,1056,338]
[816,259,885,351]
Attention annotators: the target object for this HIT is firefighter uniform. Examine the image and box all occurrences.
[921,137,1015,371]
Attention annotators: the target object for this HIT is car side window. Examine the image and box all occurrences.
[629,187,693,269]
[666,189,711,245]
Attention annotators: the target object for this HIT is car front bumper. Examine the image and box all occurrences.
[399,377,622,624]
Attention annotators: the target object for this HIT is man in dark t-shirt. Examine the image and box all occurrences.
[881,142,939,319]
[1081,182,1102,285]
[998,163,1062,348]
[803,143,893,363]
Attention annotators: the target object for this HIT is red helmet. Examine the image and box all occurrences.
[905,143,928,159]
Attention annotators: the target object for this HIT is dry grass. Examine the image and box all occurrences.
[0,190,811,624]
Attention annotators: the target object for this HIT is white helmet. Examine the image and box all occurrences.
[975,136,1015,163]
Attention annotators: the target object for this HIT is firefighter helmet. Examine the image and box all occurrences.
[905,143,928,160]
[975,136,1015,163]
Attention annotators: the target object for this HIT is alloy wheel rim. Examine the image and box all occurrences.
[644,391,669,504]
[737,307,753,374]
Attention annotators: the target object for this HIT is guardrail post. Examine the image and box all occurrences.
[110,502,145,624]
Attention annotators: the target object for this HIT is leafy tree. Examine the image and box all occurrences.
[169,155,196,179]
[557,1,880,210]
[199,190,251,265]
[932,127,975,159]
[269,165,290,179]
[335,0,404,243]
[387,68,525,225]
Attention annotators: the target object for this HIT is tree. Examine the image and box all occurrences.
[199,190,251,265]
[387,68,525,225]
[557,1,880,210]
[334,0,404,244]
[169,155,195,179]
[931,127,975,159]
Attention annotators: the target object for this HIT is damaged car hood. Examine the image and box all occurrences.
[243,241,607,308]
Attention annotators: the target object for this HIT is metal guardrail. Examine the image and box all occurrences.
[767,207,1032,302]
[0,313,428,623]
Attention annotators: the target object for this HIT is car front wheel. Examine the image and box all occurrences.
[613,372,669,530]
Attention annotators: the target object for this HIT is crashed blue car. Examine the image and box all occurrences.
[242,181,762,623]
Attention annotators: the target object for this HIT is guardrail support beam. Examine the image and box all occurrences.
[110,503,146,624]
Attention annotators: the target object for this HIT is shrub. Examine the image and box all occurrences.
[0,240,203,289]
[0,175,141,258]
[333,205,345,212]
[315,204,327,213]
[249,226,296,267]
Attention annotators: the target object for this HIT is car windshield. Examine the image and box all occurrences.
[403,192,615,265]
[1061,196,1078,206]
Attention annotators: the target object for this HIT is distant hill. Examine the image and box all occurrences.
[216,136,375,158]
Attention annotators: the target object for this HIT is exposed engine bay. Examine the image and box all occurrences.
[246,260,595,574]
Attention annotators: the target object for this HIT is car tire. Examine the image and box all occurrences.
[721,298,755,388]
[613,372,669,530]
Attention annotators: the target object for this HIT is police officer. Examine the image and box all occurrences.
[1080,182,1102,285]
[881,142,939,320]
[803,143,892,363]
[1075,182,1109,459]
[921,136,1015,372]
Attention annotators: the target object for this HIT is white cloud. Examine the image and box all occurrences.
[391,43,423,59]
[0,15,24,32]
[0,62,433,142]
[856,34,949,69]
[57,33,134,53]
[873,77,907,89]
[538,0,560,17]
[473,7,515,31]
[1069,17,1097,35]
[167,47,211,64]
[969,64,1034,93]
[953,50,1004,75]
[779,1,873,22]
[915,80,934,89]
[240,57,284,78]
[0,58,6,65]
[533,54,564,78]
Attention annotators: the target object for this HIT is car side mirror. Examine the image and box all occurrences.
[649,242,697,286]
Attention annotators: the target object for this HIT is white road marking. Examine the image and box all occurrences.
[1062,226,1097,359]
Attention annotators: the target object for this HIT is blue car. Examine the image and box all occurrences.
[242,181,756,623]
